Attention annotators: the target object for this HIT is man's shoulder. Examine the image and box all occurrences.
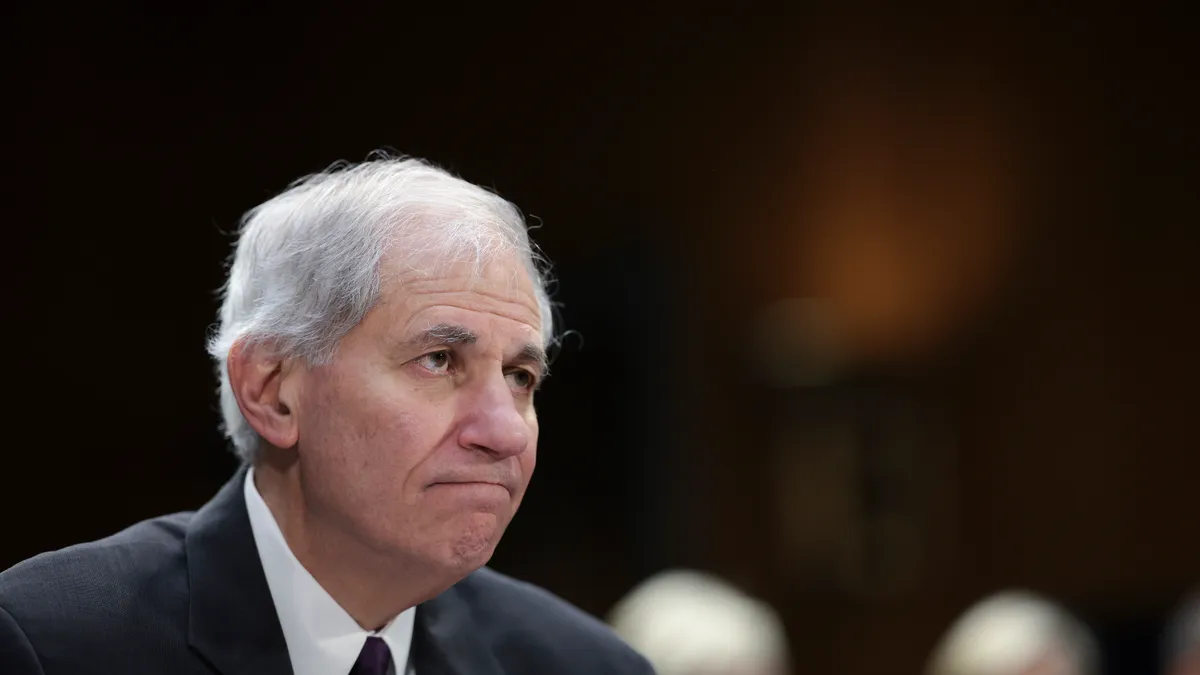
[0,511,194,626]
[454,566,622,639]
[451,567,654,672]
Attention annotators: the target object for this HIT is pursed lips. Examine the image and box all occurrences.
[429,479,514,495]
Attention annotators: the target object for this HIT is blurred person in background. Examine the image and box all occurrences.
[0,157,654,674]
[608,569,790,675]
[1163,591,1200,675]
[925,590,1100,675]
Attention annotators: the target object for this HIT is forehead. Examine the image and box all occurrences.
[378,254,543,340]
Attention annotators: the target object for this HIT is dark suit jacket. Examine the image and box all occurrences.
[0,467,655,675]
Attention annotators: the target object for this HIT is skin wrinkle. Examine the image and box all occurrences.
[213,160,560,631]
[212,160,556,462]
[399,322,547,381]
[400,279,541,314]
[401,299,540,339]
[245,254,542,630]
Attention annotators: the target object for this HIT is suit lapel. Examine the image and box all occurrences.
[183,466,504,675]
[410,581,504,675]
[185,465,294,675]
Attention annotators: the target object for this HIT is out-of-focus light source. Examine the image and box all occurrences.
[787,60,1025,366]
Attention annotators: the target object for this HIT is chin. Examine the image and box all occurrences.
[437,513,505,572]
[446,539,496,571]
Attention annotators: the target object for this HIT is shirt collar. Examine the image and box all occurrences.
[244,467,415,675]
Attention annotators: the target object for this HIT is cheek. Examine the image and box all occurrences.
[301,367,441,483]
[520,421,539,477]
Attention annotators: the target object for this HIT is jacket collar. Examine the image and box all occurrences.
[183,465,504,675]
[410,576,505,675]
[185,464,294,675]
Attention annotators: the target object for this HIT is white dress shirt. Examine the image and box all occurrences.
[244,468,417,675]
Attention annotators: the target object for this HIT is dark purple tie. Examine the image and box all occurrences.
[350,636,393,675]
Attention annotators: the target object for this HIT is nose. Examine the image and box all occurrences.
[456,374,531,459]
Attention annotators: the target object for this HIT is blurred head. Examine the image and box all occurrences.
[608,569,790,675]
[1163,591,1200,675]
[210,156,553,574]
[925,591,1099,675]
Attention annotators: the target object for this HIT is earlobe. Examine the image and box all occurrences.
[226,340,300,451]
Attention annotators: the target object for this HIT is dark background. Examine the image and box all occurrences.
[9,7,1198,674]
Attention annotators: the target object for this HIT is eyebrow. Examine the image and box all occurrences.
[410,323,478,350]
[516,342,550,379]
[408,322,549,378]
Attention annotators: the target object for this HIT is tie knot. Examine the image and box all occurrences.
[350,636,393,675]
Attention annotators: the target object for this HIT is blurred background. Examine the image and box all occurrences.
[10,6,1199,675]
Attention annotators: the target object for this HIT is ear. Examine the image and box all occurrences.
[226,339,301,450]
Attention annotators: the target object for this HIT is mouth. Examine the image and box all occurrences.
[430,480,512,495]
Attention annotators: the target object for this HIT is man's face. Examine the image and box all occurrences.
[290,252,543,575]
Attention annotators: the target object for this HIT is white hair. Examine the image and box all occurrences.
[608,569,790,675]
[207,156,555,463]
[1164,591,1200,672]
[925,591,1100,675]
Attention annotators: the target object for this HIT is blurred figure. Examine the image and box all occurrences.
[1163,591,1200,675]
[925,591,1099,675]
[608,569,789,675]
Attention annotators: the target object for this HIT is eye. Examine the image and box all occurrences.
[505,369,539,392]
[416,350,452,374]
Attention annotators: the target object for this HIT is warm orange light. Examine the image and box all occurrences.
[793,62,1025,364]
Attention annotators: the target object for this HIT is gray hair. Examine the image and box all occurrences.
[925,590,1100,675]
[1164,591,1200,673]
[607,569,790,675]
[207,156,555,463]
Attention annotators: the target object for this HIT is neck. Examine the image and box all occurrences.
[252,450,441,631]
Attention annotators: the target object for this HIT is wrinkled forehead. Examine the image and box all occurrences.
[383,242,536,294]
[378,207,531,285]
[379,249,542,331]
[372,204,545,331]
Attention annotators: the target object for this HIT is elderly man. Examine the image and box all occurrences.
[925,591,1100,675]
[608,569,790,675]
[1164,591,1200,675]
[0,158,654,674]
